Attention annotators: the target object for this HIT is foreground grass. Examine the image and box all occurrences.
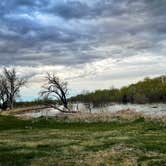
[0,115,166,166]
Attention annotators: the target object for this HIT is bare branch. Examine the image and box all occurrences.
[40,73,70,112]
[0,68,27,110]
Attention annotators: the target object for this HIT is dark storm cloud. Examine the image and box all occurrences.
[42,0,136,20]
[0,0,166,67]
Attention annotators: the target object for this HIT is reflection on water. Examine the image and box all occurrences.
[19,103,166,118]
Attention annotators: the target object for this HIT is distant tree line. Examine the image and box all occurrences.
[15,98,55,108]
[70,76,166,106]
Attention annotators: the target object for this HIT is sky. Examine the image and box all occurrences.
[0,0,166,101]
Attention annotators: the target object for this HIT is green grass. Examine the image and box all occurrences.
[0,115,166,166]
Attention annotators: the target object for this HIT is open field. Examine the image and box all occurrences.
[0,112,166,166]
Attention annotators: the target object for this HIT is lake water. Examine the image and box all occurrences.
[92,103,166,115]
[20,103,166,118]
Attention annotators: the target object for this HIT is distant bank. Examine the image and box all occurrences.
[70,75,166,106]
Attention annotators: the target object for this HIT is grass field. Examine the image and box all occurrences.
[0,113,166,166]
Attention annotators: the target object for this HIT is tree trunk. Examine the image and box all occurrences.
[10,96,14,109]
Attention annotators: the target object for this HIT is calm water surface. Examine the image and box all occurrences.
[20,103,166,118]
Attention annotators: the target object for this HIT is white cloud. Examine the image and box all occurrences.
[5,52,164,100]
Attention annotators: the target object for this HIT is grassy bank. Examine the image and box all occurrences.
[0,114,166,166]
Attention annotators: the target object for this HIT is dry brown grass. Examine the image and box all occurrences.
[59,109,166,123]
[0,105,46,115]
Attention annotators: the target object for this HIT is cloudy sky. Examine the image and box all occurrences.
[0,0,166,101]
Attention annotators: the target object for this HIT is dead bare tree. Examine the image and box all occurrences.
[41,73,70,112]
[0,75,8,110]
[3,68,27,109]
